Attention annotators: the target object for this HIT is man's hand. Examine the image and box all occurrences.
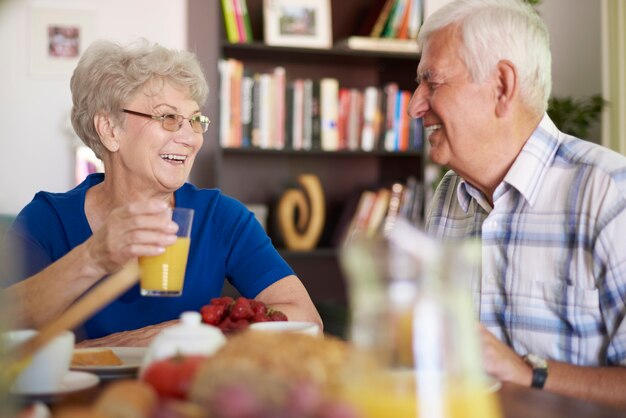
[479,324,532,386]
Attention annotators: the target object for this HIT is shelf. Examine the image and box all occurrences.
[221,147,422,158]
[222,41,419,66]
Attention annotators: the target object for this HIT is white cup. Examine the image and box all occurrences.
[2,329,75,393]
[249,321,321,337]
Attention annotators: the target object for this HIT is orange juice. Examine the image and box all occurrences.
[139,237,190,296]
[340,372,502,418]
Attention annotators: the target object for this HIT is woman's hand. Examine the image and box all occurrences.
[85,200,178,276]
[479,324,532,385]
[75,320,179,348]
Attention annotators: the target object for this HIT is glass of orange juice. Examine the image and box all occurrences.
[139,207,193,297]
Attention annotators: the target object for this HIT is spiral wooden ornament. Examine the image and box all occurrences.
[277,174,325,251]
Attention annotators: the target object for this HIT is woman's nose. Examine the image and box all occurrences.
[408,84,430,119]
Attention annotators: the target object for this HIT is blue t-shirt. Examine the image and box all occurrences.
[2,173,293,339]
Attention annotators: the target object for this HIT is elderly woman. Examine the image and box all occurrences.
[1,39,321,346]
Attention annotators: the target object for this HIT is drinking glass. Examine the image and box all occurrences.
[139,207,193,297]
[338,220,502,418]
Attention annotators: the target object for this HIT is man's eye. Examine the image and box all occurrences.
[163,114,178,121]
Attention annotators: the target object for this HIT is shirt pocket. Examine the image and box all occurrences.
[510,279,601,363]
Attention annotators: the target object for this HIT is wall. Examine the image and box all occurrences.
[539,0,602,101]
[0,0,187,215]
[0,0,602,215]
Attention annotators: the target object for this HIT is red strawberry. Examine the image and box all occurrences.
[230,297,254,320]
[251,311,270,323]
[269,310,288,322]
[200,304,226,325]
[211,296,234,307]
[218,316,234,332]
[231,319,250,331]
[250,300,267,315]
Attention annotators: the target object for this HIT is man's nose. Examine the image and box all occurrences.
[408,84,430,119]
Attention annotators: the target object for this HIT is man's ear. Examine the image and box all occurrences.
[94,112,119,152]
[495,60,517,117]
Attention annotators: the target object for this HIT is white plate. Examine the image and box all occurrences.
[71,347,147,379]
[11,370,99,397]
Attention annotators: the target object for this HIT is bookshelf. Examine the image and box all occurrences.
[188,0,424,336]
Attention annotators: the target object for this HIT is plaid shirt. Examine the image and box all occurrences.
[426,114,626,366]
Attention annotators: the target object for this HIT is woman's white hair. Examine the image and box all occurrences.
[418,0,551,115]
[70,39,208,159]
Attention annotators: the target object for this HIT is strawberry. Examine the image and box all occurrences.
[230,297,254,320]
[211,296,234,307]
[269,309,288,322]
[252,311,271,323]
[250,300,267,315]
[200,304,226,326]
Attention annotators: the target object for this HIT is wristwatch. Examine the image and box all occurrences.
[523,353,549,389]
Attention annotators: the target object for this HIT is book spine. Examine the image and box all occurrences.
[302,79,313,150]
[220,0,239,43]
[320,78,339,151]
[241,72,254,148]
[232,0,247,42]
[370,0,397,37]
[218,59,231,148]
[384,83,399,151]
[240,0,254,41]
[338,88,351,150]
[230,59,243,148]
[273,67,286,150]
[347,89,363,151]
[292,79,304,150]
[361,86,379,151]
[408,0,422,39]
[251,74,261,148]
[311,80,322,150]
[258,73,271,149]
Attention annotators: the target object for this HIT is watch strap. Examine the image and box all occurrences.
[524,354,548,389]
[530,365,548,389]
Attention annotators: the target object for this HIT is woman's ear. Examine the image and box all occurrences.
[495,60,518,117]
[94,113,120,152]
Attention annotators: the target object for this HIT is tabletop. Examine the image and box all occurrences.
[499,382,625,418]
[14,379,614,418]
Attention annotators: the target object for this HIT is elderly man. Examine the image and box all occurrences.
[410,0,626,407]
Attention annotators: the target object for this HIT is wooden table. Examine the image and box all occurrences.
[16,379,626,418]
[499,382,625,418]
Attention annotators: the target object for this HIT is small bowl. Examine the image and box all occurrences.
[249,321,321,337]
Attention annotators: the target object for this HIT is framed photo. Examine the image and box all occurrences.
[29,6,97,76]
[263,0,332,49]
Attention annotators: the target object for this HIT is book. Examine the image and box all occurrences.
[366,188,392,237]
[342,190,377,246]
[383,182,405,236]
[232,0,247,42]
[320,78,339,151]
[239,0,254,41]
[408,0,423,39]
[218,59,232,147]
[347,89,363,151]
[361,87,380,151]
[302,79,313,150]
[370,0,398,37]
[382,0,408,38]
[220,0,239,43]
[356,0,394,36]
[273,67,286,149]
[341,36,418,53]
[240,71,254,148]
[291,79,305,150]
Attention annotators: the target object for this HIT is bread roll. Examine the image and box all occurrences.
[94,380,157,418]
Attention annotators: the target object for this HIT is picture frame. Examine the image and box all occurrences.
[263,0,332,49]
[29,6,97,76]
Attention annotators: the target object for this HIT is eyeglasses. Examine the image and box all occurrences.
[121,109,210,134]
